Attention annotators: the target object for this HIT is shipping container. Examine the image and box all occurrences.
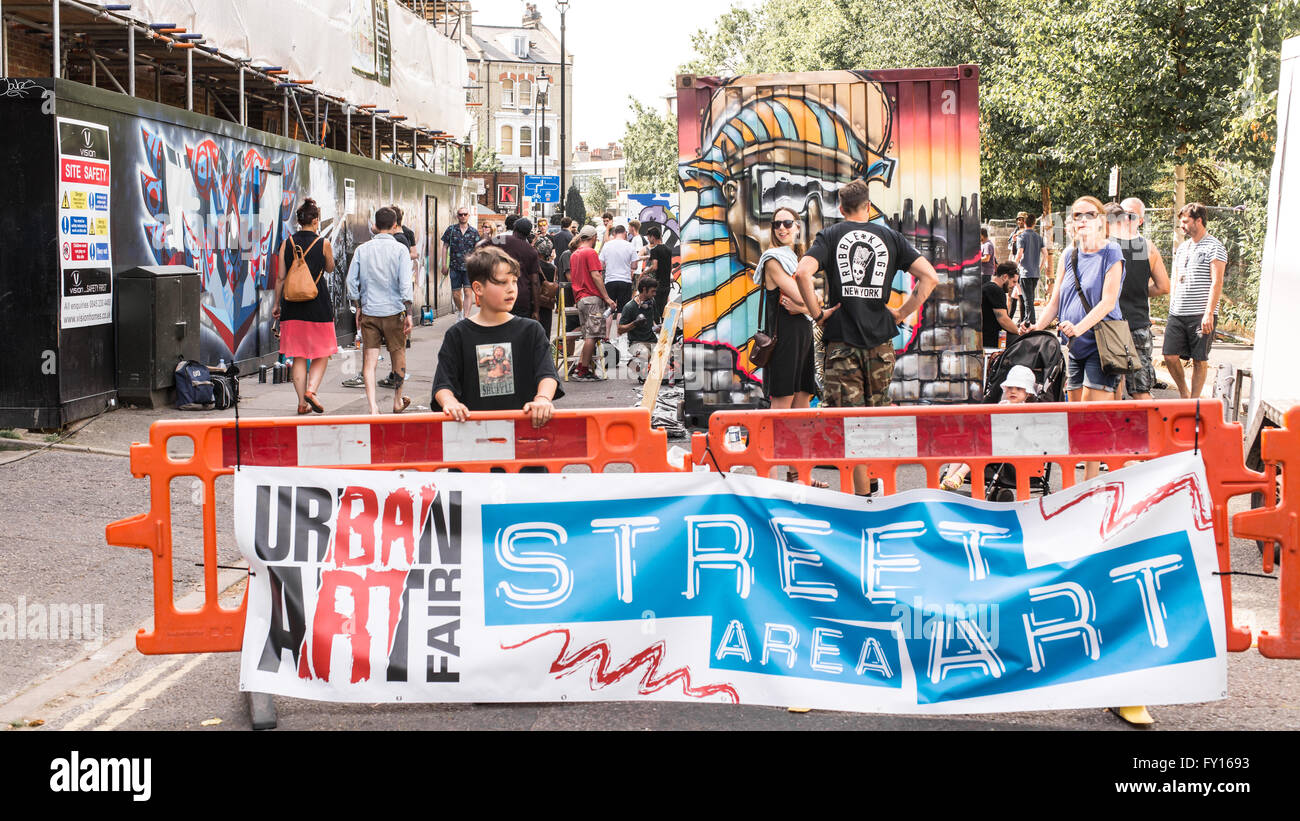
[0,78,474,429]
[675,66,981,425]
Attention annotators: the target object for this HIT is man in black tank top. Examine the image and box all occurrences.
[1111,198,1170,399]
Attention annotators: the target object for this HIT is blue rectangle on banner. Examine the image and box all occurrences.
[480,492,1217,705]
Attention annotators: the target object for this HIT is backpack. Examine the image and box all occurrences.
[284,234,325,302]
[175,360,214,409]
[210,364,241,410]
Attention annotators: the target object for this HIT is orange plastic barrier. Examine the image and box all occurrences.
[1232,405,1300,658]
[691,399,1297,655]
[105,409,683,655]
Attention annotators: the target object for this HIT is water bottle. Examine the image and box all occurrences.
[998,330,1006,349]
[218,357,226,371]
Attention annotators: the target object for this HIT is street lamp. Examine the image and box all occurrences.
[536,69,550,184]
[557,0,569,219]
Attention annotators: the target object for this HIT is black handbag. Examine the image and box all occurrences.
[1067,248,1139,375]
[750,283,778,368]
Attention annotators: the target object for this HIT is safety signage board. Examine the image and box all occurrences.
[235,451,1226,711]
[56,117,113,329]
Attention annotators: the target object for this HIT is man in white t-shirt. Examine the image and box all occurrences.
[627,219,647,277]
[598,224,637,311]
[1162,202,1227,399]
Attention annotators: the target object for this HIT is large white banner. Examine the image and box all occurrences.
[235,451,1227,713]
[126,1,468,135]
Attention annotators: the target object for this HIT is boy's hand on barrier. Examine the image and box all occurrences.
[441,399,470,422]
[524,395,553,428]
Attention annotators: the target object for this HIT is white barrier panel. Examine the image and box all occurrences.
[234,452,1226,713]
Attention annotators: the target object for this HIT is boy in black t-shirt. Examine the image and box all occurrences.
[618,278,660,379]
[433,246,562,427]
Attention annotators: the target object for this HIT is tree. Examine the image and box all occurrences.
[622,100,678,194]
[565,183,586,226]
[583,177,611,220]
[470,139,503,172]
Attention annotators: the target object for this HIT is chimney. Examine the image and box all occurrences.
[463,8,472,39]
[523,3,542,28]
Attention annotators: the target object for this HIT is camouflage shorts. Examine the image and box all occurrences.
[822,341,895,407]
[1123,325,1156,397]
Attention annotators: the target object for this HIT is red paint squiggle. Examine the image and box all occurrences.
[1038,473,1214,540]
[502,628,740,704]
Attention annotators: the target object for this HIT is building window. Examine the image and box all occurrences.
[520,126,533,158]
[540,126,551,157]
[501,125,514,155]
[502,78,516,108]
[518,79,532,109]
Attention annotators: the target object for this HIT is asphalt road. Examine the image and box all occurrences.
[0,314,1294,732]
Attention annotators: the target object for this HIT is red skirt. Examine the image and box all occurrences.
[279,320,338,360]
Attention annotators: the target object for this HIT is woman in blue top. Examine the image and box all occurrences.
[1025,195,1124,481]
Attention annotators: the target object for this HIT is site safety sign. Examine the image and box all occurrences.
[234,451,1226,711]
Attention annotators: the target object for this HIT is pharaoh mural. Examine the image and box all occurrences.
[675,68,983,420]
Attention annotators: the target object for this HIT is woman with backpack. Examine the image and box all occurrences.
[274,198,336,414]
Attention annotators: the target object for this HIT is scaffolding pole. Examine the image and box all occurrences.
[128,22,135,96]
[52,0,59,78]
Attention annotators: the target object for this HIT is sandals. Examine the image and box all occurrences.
[786,470,830,489]
[303,391,324,413]
[297,402,311,415]
[393,396,411,414]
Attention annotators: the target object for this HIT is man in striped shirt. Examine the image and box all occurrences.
[1162,202,1227,398]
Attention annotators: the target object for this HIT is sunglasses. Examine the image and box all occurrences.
[771,219,797,229]
[457,212,469,217]
[1071,211,1100,221]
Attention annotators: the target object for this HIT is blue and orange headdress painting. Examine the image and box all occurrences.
[678,75,899,374]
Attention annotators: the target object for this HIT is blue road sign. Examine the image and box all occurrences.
[523,174,560,203]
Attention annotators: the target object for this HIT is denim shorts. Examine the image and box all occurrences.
[449,267,470,290]
[1066,350,1120,392]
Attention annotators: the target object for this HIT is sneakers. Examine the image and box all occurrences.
[342,373,400,389]
[570,365,600,382]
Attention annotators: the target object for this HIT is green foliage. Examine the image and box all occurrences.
[470,139,503,172]
[622,100,678,194]
[682,0,1296,329]
[565,183,587,226]
[583,176,611,220]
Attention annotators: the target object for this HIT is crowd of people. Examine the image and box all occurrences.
[270,202,680,424]
[269,187,1228,480]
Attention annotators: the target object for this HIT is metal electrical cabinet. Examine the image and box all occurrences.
[115,265,201,408]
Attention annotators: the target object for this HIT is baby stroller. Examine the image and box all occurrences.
[982,330,1066,404]
[978,331,1068,500]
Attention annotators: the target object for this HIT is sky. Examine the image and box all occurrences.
[465,0,758,146]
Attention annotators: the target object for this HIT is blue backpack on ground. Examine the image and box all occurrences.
[175,360,214,409]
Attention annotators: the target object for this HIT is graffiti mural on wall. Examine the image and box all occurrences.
[138,125,297,362]
[676,68,982,414]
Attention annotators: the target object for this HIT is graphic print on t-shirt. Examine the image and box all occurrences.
[836,229,891,299]
[476,343,515,398]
